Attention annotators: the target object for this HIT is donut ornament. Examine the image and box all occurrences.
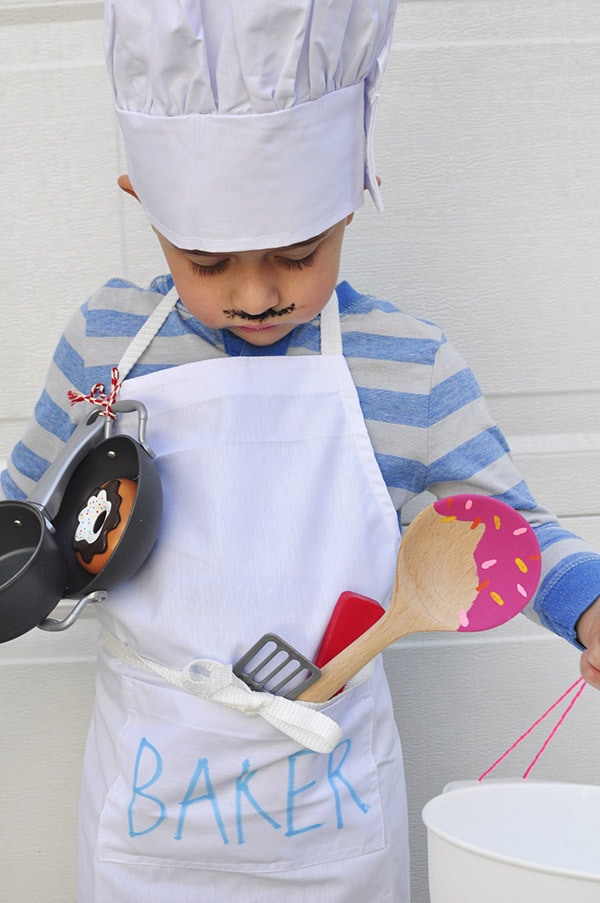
[73,478,137,574]
[297,494,542,703]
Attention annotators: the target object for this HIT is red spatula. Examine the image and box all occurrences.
[314,591,385,668]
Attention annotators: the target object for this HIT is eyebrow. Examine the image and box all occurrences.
[182,229,330,257]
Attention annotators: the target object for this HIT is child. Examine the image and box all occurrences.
[2,2,600,900]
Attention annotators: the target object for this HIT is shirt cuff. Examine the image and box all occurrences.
[535,554,600,649]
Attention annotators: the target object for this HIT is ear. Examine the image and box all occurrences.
[117,174,140,201]
[345,212,355,226]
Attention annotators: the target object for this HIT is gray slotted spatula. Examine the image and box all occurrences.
[233,633,321,699]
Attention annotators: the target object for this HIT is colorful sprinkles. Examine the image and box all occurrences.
[433,495,542,632]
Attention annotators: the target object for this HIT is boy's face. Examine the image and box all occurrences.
[155,218,350,347]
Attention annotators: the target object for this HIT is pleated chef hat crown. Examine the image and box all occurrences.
[104,0,397,252]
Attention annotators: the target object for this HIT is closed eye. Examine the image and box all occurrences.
[187,245,319,276]
[189,258,229,276]
[278,248,319,271]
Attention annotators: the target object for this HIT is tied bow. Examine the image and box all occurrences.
[181,659,343,754]
[68,367,122,419]
[102,631,344,754]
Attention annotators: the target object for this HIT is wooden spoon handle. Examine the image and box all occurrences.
[297,611,401,703]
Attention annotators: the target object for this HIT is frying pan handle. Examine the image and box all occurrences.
[28,411,106,520]
[37,590,107,632]
[111,400,156,457]
[27,399,154,523]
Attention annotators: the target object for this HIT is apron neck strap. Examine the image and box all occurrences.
[319,292,343,356]
[117,286,180,381]
[117,286,342,379]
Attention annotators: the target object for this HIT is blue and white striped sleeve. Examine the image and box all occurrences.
[424,338,600,647]
[1,302,94,500]
[1,276,192,501]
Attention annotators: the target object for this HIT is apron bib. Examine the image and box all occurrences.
[78,292,410,901]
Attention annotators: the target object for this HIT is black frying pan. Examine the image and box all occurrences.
[0,401,162,642]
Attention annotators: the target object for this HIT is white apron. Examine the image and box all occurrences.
[78,291,409,902]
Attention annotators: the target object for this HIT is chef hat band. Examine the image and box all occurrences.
[105,1,397,252]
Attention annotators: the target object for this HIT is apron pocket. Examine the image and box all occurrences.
[97,674,385,873]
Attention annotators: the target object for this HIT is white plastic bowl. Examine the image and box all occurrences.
[422,781,600,902]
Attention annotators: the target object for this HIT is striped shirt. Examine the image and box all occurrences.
[3,276,599,645]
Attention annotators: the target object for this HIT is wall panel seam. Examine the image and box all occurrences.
[0,2,102,26]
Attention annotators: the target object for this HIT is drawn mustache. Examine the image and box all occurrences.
[223,303,296,322]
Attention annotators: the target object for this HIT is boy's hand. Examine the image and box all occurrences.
[577,597,600,689]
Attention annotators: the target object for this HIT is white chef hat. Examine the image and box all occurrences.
[104,0,397,252]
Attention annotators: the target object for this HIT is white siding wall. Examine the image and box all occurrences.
[1,2,599,901]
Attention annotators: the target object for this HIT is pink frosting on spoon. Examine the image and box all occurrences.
[433,495,542,632]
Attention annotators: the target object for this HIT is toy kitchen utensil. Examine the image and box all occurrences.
[233,592,385,700]
[232,633,322,699]
[0,400,162,642]
[314,591,385,668]
[297,494,541,702]
[314,591,385,695]
[234,494,541,701]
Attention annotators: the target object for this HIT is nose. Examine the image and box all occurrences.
[230,262,280,317]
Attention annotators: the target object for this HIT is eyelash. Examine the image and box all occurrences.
[189,259,229,277]
[280,249,318,270]
[188,248,318,277]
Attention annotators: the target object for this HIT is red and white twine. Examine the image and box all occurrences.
[68,367,122,419]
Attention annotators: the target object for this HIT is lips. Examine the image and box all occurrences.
[236,324,279,332]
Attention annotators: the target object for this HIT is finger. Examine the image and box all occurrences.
[580,649,600,690]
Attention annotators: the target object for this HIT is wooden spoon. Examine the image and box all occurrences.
[297,494,541,703]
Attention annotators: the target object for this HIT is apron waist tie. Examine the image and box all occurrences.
[101,630,374,754]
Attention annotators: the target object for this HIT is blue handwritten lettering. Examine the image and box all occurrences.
[126,735,371,847]
[327,739,369,828]
[175,757,229,845]
[285,749,324,837]
[235,758,282,844]
[128,737,167,837]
